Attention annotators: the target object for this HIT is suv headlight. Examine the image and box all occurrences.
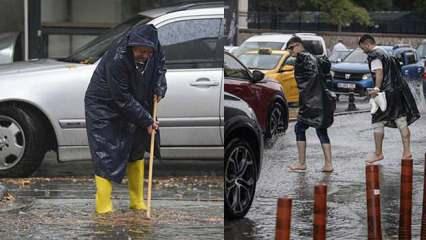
[362,73,371,80]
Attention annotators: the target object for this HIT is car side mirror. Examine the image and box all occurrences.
[279,65,294,73]
[251,70,264,82]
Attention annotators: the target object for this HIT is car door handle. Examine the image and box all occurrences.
[190,78,220,87]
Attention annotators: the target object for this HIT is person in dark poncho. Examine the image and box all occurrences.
[84,24,167,214]
[358,34,419,164]
[286,36,335,173]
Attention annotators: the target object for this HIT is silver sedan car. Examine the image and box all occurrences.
[0,5,224,177]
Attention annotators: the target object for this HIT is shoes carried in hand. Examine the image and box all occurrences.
[369,92,387,114]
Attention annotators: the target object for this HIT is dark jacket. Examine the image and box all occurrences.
[84,24,167,183]
[294,51,335,128]
[367,47,419,127]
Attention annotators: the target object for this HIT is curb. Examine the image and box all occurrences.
[288,109,370,122]
[335,109,370,116]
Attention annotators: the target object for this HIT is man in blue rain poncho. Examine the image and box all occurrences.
[84,24,167,214]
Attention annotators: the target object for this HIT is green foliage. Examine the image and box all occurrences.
[312,0,371,30]
[353,0,393,11]
[415,0,426,15]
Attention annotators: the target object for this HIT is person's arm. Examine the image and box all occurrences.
[106,59,154,128]
[374,69,384,90]
[369,59,383,97]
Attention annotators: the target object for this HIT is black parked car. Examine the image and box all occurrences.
[224,93,264,219]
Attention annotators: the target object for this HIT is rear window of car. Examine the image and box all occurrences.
[302,40,324,55]
[238,53,282,70]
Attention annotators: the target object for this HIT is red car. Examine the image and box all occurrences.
[224,52,289,138]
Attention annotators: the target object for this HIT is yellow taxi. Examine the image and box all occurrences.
[237,48,299,104]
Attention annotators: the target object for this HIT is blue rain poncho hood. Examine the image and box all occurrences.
[127,24,157,50]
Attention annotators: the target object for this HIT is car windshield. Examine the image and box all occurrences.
[417,44,426,59]
[343,48,367,63]
[238,53,282,70]
[329,50,352,62]
[61,15,151,64]
[241,41,284,50]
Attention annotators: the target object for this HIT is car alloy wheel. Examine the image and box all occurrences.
[225,139,256,217]
[269,103,283,137]
[0,115,26,170]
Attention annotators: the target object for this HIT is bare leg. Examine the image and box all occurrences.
[288,141,307,171]
[400,127,412,159]
[321,144,333,172]
[366,132,385,164]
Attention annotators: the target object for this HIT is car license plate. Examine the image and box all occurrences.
[337,83,356,89]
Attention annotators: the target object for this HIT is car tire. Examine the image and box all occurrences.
[225,137,257,220]
[0,106,47,177]
[266,101,287,139]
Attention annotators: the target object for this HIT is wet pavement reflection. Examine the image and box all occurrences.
[1,175,223,239]
[226,99,426,239]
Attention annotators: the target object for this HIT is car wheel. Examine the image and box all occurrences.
[0,106,47,177]
[266,101,285,139]
[225,137,257,219]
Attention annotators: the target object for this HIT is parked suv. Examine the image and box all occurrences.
[0,3,224,177]
[224,92,263,219]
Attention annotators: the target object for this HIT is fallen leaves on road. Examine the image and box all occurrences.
[3,179,32,187]
[4,192,15,201]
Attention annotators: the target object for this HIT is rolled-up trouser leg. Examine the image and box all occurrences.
[373,121,385,133]
[395,116,408,130]
[315,128,330,144]
[295,121,308,142]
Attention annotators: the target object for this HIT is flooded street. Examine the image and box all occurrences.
[0,161,223,239]
[226,99,426,239]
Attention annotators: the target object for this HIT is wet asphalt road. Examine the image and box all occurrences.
[0,149,223,239]
[0,176,223,239]
[226,98,426,239]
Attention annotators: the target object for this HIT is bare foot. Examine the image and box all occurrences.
[322,165,334,172]
[288,163,306,172]
[402,153,412,160]
[366,152,384,164]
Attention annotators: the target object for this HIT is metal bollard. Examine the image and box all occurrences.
[313,183,327,240]
[399,158,413,239]
[366,164,382,240]
[276,197,292,240]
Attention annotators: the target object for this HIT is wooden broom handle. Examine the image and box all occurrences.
[147,95,158,218]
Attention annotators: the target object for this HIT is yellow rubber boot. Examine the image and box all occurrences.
[95,175,113,214]
[127,160,147,210]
